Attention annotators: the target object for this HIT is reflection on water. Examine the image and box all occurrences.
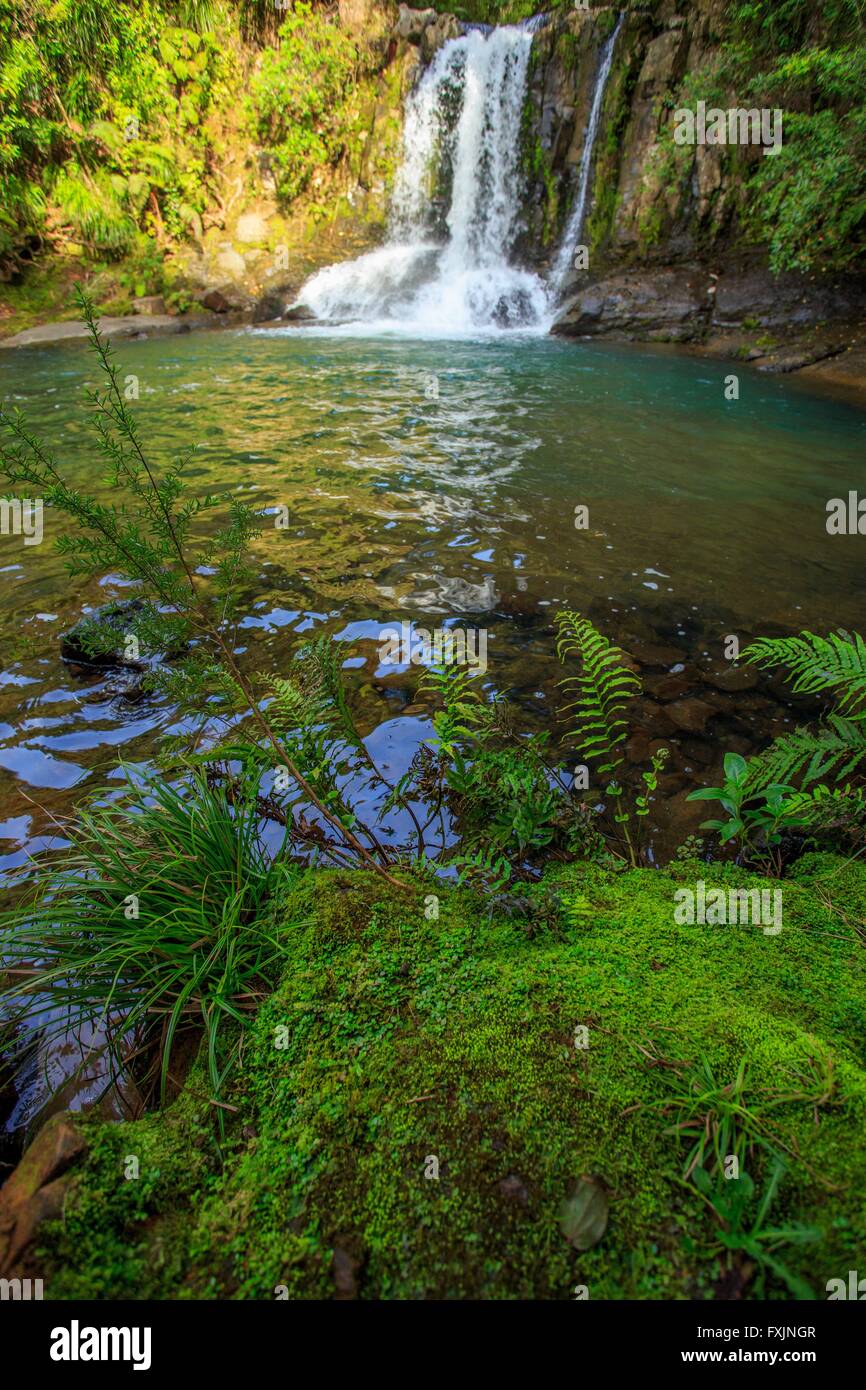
[1,324,865,1129]
[1,326,865,878]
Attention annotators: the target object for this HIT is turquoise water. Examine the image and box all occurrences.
[1,325,865,868]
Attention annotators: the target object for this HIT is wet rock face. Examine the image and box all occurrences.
[510,6,862,372]
[552,266,711,341]
[551,265,866,365]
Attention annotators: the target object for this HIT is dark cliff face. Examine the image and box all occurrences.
[519,2,774,274]
[489,2,865,379]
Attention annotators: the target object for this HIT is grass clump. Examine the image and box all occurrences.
[1,768,295,1113]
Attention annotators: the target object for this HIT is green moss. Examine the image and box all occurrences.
[585,46,638,260]
[37,856,866,1300]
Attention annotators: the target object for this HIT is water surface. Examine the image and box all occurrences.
[1,325,864,876]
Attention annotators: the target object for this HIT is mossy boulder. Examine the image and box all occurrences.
[34,855,866,1299]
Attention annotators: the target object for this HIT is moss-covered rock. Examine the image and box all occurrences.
[35,854,866,1299]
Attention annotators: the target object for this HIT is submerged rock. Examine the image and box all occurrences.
[60,599,148,670]
[60,599,185,699]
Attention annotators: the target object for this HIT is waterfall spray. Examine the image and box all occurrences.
[295,14,623,334]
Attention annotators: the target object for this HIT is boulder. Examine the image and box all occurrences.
[421,12,460,62]
[199,282,255,314]
[395,5,437,42]
[0,1113,86,1276]
[131,295,166,316]
[254,282,301,322]
[553,269,710,341]
[234,212,270,246]
[60,599,148,670]
[283,303,317,322]
[665,697,717,734]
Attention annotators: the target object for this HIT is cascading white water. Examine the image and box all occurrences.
[298,25,549,334]
[548,11,624,298]
[295,14,623,334]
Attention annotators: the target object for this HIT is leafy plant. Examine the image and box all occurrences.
[0,765,295,1116]
[417,662,605,887]
[692,1159,819,1299]
[556,609,668,865]
[687,751,804,861]
[690,631,866,860]
[249,2,360,204]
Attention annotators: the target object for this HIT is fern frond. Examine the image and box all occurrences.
[52,167,137,252]
[421,663,485,754]
[267,675,324,734]
[742,629,866,716]
[780,783,866,831]
[297,635,363,750]
[556,610,640,777]
[745,713,866,792]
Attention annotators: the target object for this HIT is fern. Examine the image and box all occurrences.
[267,675,323,735]
[297,635,364,752]
[455,845,512,894]
[422,664,485,757]
[53,166,137,252]
[555,610,640,778]
[742,629,866,716]
[745,713,866,793]
[778,783,866,832]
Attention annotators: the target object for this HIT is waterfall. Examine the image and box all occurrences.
[297,25,548,334]
[548,12,624,300]
[294,13,623,334]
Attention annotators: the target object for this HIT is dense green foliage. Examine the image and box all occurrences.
[689,632,866,867]
[679,0,866,272]
[32,854,866,1299]
[249,3,362,203]
[0,0,230,272]
[1,0,864,286]
[726,0,866,272]
[1,769,295,1112]
[0,0,390,289]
